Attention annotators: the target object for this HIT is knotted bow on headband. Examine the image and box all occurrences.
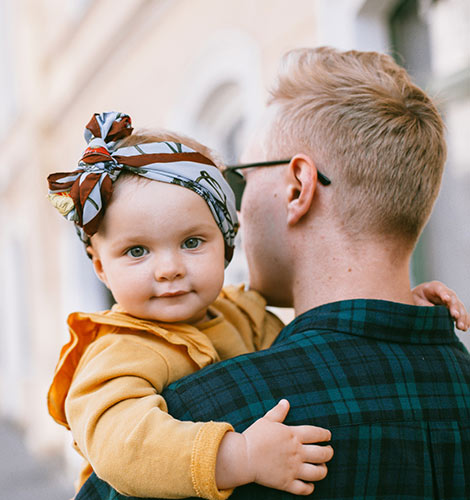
[47,112,239,265]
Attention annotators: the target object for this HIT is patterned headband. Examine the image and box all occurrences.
[47,112,239,265]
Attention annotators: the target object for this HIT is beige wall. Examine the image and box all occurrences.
[0,0,468,478]
[0,0,321,477]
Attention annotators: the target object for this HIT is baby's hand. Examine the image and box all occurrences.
[244,399,333,494]
[412,281,469,331]
[215,400,333,495]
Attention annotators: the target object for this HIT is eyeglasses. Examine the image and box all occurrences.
[223,159,331,210]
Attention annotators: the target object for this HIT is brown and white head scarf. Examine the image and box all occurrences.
[48,112,238,265]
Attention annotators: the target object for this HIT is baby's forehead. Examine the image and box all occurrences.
[107,176,218,226]
[114,174,207,204]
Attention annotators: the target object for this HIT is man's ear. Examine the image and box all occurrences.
[86,245,109,288]
[285,154,318,226]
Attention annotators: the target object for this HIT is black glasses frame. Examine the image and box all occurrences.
[223,159,331,210]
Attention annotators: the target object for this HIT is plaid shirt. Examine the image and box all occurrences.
[77,299,470,500]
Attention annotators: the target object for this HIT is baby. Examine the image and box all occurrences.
[47,112,468,499]
[47,111,334,499]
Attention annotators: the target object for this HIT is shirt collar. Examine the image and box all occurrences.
[275,299,457,345]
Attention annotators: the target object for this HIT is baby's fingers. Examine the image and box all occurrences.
[303,444,334,464]
[287,480,315,496]
[296,424,332,444]
[462,311,470,331]
[448,297,470,331]
[456,314,470,331]
[298,462,329,483]
[285,464,329,496]
[423,281,452,305]
[262,399,290,423]
[417,281,469,331]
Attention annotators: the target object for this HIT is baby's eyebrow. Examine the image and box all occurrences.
[178,222,218,235]
[111,224,216,246]
[109,234,146,246]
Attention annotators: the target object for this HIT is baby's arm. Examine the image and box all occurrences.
[216,399,333,495]
[66,332,233,499]
[412,281,469,331]
[67,331,332,499]
[217,285,285,352]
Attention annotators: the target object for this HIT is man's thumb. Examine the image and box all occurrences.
[263,399,290,423]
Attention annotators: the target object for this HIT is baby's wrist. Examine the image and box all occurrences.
[215,431,253,489]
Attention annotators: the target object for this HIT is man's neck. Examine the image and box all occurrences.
[291,234,415,316]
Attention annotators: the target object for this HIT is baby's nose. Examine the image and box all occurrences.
[154,253,185,281]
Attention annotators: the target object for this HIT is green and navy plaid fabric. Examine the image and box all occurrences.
[76,299,470,500]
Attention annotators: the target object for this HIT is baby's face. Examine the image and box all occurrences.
[89,179,226,324]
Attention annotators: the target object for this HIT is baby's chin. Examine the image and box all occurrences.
[164,309,209,325]
[125,305,209,325]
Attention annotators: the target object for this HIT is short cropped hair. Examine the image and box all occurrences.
[267,47,446,243]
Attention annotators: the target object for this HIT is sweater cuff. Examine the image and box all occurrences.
[191,421,234,500]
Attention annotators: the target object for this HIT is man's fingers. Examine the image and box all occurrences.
[262,399,290,423]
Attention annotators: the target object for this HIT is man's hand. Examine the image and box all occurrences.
[215,399,333,495]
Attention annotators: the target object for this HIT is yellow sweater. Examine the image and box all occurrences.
[48,285,283,499]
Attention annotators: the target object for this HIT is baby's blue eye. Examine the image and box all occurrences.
[182,238,202,250]
[126,246,148,258]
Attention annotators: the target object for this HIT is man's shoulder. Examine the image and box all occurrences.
[161,323,347,427]
[163,298,470,429]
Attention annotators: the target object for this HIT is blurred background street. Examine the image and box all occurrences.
[0,419,73,499]
[0,0,469,496]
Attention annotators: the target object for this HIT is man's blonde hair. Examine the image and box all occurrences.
[267,46,446,243]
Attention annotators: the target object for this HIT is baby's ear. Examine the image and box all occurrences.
[86,245,109,288]
[85,245,94,260]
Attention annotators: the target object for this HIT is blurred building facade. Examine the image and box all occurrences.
[0,0,468,480]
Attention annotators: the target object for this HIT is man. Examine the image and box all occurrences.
[77,47,470,499]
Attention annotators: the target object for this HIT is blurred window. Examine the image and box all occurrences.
[389,0,433,86]
[195,82,246,164]
[195,82,249,284]
[389,0,434,285]
[0,0,18,140]
[0,235,31,418]
[67,0,93,20]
